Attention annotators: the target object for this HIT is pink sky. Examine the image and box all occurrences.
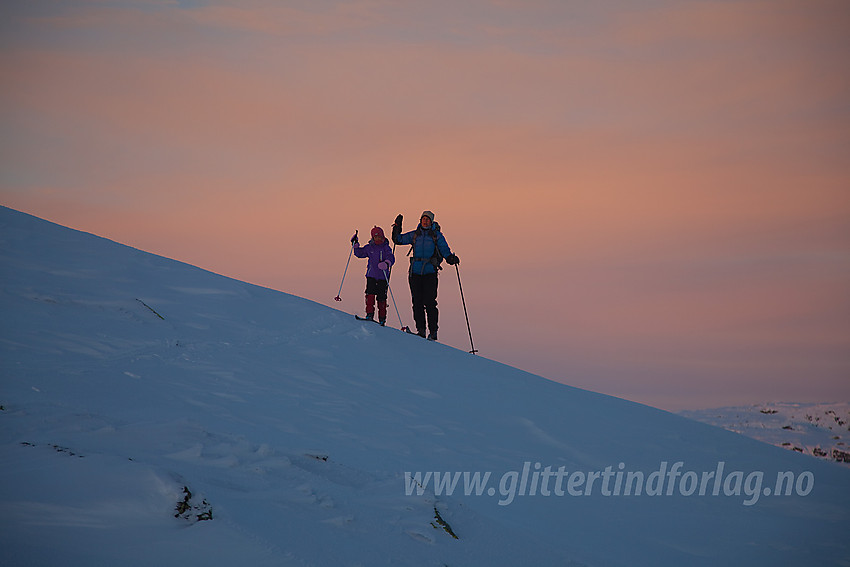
[2,0,848,410]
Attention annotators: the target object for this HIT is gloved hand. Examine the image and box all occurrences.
[446,254,460,265]
[351,231,359,246]
[391,214,402,243]
[377,261,389,271]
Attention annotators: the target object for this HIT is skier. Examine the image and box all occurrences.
[391,211,459,340]
[352,226,395,325]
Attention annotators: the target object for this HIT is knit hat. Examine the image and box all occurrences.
[420,210,435,222]
[370,226,385,240]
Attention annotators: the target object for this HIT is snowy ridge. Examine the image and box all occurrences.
[1,206,848,566]
[681,402,850,467]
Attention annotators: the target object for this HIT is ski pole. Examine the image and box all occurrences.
[382,268,409,333]
[455,264,478,354]
[334,231,357,302]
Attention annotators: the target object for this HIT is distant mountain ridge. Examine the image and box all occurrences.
[681,402,850,467]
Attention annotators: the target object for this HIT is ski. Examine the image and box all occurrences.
[354,314,385,326]
[354,314,417,334]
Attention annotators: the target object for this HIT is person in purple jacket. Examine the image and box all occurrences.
[352,226,395,325]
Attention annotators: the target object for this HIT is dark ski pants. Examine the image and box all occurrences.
[409,272,438,335]
[365,277,388,320]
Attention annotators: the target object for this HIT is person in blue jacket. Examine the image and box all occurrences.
[352,226,395,325]
[391,210,459,340]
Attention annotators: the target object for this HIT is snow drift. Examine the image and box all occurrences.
[1,205,847,566]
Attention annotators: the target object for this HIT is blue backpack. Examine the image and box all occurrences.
[408,221,443,271]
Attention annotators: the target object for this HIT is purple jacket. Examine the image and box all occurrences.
[353,239,395,280]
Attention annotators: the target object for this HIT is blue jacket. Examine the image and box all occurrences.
[395,224,453,276]
[353,239,395,280]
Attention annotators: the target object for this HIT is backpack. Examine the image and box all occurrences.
[408,221,443,271]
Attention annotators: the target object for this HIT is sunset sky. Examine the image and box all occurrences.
[2,0,848,411]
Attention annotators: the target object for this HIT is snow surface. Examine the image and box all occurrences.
[1,205,848,566]
[681,402,850,468]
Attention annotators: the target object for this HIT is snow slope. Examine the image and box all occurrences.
[1,205,848,566]
[682,403,850,467]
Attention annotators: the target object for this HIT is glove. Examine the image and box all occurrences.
[446,254,460,265]
[351,231,359,246]
[391,215,402,243]
[377,261,389,271]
